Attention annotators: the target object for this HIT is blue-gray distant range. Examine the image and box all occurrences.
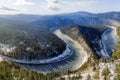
[0,11,119,72]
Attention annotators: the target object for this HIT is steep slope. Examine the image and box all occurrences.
[60,25,118,58]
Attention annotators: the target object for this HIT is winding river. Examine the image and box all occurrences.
[0,27,118,73]
[18,30,88,73]
[0,30,88,73]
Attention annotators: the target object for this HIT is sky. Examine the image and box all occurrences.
[0,0,120,15]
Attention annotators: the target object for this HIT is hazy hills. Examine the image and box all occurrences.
[0,11,120,30]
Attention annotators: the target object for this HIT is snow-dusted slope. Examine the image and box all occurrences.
[100,26,119,58]
[0,45,72,64]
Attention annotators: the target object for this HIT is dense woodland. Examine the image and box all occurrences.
[0,26,66,60]
[0,61,61,80]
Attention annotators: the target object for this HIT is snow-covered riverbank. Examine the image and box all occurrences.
[54,30,88,71]
[0,44,73,64]
[100,26,118,58]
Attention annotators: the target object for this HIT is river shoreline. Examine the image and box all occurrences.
[0,29,88,73]
[54,30,88,71]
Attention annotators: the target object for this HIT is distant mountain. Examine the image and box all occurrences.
[31,16,106,30]
[1,11,120,30]
[31,11,118,30]
[0,14,42,22]
[60,11,96,17]
[0,17,19,27]
[97,12,120,21]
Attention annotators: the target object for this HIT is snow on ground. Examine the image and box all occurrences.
[54,30,88,70]
[0,29,88,73]
[56,27,119,80]
[99,26,118,58]
[57,61,119,80]
[0,45,72,64]
[0,43,15,54]
[99,61,119,80]
[0,57,3,62]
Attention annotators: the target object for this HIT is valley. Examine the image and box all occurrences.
[0,11,120,80]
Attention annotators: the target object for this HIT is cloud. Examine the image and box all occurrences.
[14,0,34,5]
[46,0,61,11]
[0,6,20,14]
[0,6,18,11]
[49,6,60,11]
[46,0,96,11]
[47,0,59,3]
[67,1,96,11]
[63,0,96,7]
[0,0,34,14]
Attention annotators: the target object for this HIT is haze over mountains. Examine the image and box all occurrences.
[0,11,120,29]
